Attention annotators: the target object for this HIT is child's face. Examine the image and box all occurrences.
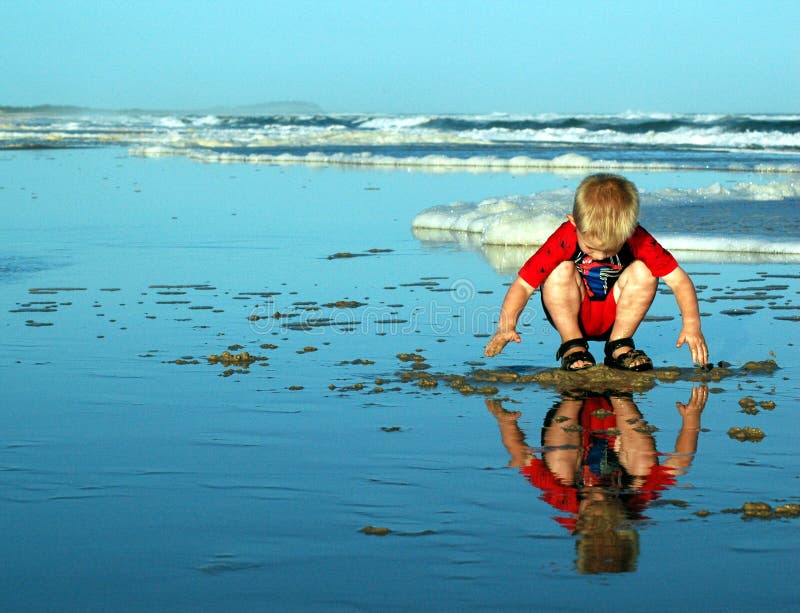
[575,230,616,261]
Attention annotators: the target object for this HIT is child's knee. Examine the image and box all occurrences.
[544,260,580,285]
[622,260,657,289]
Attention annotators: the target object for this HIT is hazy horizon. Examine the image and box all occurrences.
[3,1,798,116]
[3,101,799,117]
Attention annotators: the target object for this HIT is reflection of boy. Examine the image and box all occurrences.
[520,395,676,532]
[487,387,706,574]
[484,173,709,371]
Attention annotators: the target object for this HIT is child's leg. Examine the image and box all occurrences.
[608,394,657,485]
[541,261,584,340]
[608,260,658,365]
[542,397,583,483]
[541,262,593,368]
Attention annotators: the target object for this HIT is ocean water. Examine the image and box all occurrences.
[3,108,800,171]
[1,109,799,610]
[4,107,800,262]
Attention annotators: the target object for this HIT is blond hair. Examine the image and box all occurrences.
[574,497,639,574]
[573,174,640,252]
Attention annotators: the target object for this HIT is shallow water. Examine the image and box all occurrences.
[1,150,798,611]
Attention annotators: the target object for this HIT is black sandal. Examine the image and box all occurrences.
[604,337,653,372]
[556,338,596,371]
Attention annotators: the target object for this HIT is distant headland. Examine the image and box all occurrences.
[0,101,325,116]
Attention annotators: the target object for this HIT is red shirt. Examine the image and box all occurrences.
[518,222,678,300]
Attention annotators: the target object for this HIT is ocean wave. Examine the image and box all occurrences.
[4,110,800,153]
[356,115,435,130]
[183,118,800,150]
[128,147,800,174]
[191,115,223,127]
[456,125,800,149]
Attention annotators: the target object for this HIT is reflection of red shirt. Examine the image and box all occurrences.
[519,396,677,531]
[522,458,676,531]
[518,222,678,300]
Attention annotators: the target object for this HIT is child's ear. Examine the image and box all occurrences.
[566,214,576,226]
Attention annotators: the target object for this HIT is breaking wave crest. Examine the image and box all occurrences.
[128,147,800,174]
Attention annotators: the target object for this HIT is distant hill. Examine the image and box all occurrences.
[0,104,90,115]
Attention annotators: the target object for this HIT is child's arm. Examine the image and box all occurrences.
[485,399,530,467]
[484,276,535,357]
[661,266,709,365]
[662,385,707,473]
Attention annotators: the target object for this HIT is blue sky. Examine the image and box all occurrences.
[3,0,798,114]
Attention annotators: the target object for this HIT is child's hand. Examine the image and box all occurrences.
[484,330,521,357]
[675,385,708,432]
[676,385,708,417]
[485,398,521,422]
[676,326,709,366]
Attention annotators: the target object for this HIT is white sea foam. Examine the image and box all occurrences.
[356,115,434,130]
[411,181,800,259]
[191,115,222,126]
[648,180,800,202]
[182,121,800,150]
[458,125,800,149]
[473,242,800,274]
[155,116,186,129]
[656,235,800,255]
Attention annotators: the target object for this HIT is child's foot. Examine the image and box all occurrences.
[556,338,596,371]
[604,337,653,371]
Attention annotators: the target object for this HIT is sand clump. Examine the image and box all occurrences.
[322,300,367,309]
[390,360,776,396]
[207,350,266,366]
[327,248,393,260]
[741,359,779,372]
[727,427,766,442]
[171,356,201,365]
[738,396,777,414]
[326,355,787,400]
[731,502,800,520]
[205,350,269,377]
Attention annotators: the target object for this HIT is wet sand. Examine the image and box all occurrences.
[1,150,798,610]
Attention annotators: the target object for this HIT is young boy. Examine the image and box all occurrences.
[483,173,709,371]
